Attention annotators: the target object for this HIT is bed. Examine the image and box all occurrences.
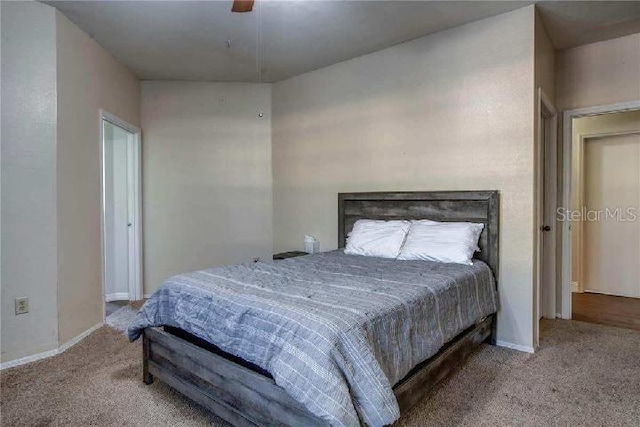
[130,190,499,427]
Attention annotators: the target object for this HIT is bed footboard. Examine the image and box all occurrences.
[142,327,328,427]
[141,314,495,426]
[393,314,494,412]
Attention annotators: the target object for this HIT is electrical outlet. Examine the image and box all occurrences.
[15,297,29,315]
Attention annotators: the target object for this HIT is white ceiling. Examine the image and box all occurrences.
[45,1,640,83]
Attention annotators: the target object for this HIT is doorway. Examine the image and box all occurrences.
[560,102,640,323]
[100,110,142,320]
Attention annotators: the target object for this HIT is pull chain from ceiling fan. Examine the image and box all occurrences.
[256,0,264,118]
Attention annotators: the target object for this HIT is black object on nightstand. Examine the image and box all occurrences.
[272,251,308,260]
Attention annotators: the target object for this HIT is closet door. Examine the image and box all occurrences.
[583,133,640,298]
[104,121,131,301]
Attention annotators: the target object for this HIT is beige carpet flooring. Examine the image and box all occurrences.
[1,319,639,426]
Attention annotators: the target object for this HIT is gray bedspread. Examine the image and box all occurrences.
[129,250,497,427]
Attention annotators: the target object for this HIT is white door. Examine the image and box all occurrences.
[583,133,640,298]
[102,117,142,302]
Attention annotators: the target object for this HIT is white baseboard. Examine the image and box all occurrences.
[143,293,153,299]
[496,340,535,354]
[0,348,60,371]
[0,322,103,371]
[571,281,580,293]
[58,323,103,353]
[105,292,130,302]
[582,289,639,298]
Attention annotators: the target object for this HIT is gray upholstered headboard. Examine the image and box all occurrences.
[338,191,500,281]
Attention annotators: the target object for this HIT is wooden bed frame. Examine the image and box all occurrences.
[142,190,500,426]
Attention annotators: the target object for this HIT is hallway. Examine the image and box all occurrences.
[572,292,640,331]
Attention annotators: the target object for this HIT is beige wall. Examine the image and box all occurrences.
[1,1,59,363]
[571,110,640,287]
[141,82,273,294]
[534,12,556,103]
[273,7,537,349]
[56,12,141,344]
[556,33,640,111]
[1,3,140,364]
[556,32,639,318]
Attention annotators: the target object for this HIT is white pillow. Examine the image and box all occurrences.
[397,220,484,265]
[344,219,410,259]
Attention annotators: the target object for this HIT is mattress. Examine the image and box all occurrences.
[129,250,497,427]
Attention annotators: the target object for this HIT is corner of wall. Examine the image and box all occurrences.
[273,6,539,350]
[534,8,556,103]
[555,33,640,111]
[140,81,272,294]
[0,0,60,364]
[532,6,558,349]
[55,6,140,345]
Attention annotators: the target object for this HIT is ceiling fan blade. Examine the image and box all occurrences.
[232,0,254,13]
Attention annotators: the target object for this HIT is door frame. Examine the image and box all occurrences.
[559,100,640,319]
[533,88,558,347]
[572,130,640,293]
[99,109,143,320]
[535,88,558,343]
[574,129,640,294]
